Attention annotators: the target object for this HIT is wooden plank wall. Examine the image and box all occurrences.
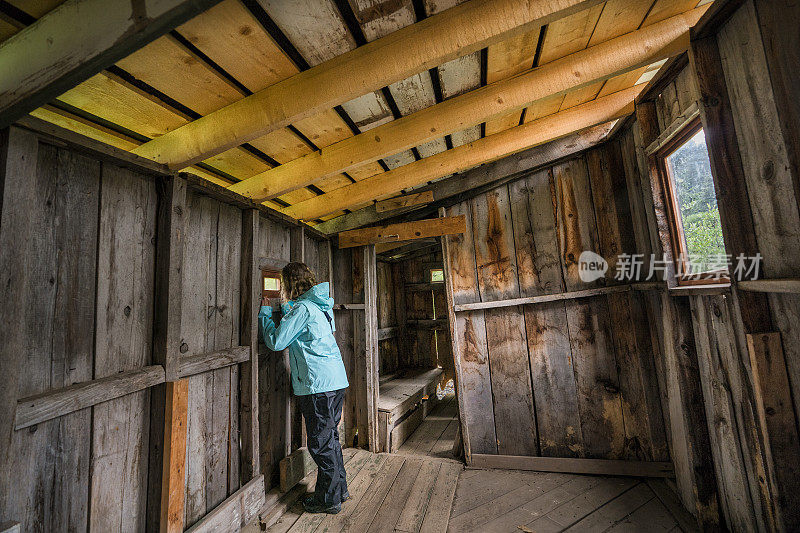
[443,144,668,462]
[0,129,153,532]
[256,214,291,492]
[331,244,377,451]
[618,2,800,528]
[376,260,401,375]
[181,190,242,527]
[0,125,324,531]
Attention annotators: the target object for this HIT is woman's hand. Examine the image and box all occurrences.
[261,296,271,308]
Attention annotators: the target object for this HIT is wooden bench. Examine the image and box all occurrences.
[377,367,443,453]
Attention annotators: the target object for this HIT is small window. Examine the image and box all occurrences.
[262,270,281,299]
[430,268,444,283]
[658,119,727,283]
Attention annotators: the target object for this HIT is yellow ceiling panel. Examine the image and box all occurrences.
[248,128,313,164]
[177,0,298,93]
[538,2,605,65]
[58,72,188,139]
[116,34,244,116]
[201,147,271,179]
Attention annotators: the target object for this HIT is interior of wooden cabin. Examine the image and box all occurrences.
[1,0,799,531]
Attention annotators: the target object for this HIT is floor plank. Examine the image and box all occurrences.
[419,461,462,533]
[527,477,637,530]
[605,495,680,532]
[311,452,389,533]
[394,460,442,533]
[563,483,653,531]
[344,455,406,532]
[367,458,424,532]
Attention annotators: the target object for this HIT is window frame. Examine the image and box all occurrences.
[261,269,281,299]
[429,268,445,283]
[655,117,729,286]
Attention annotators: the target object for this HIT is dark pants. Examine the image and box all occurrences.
[297,388,348,506]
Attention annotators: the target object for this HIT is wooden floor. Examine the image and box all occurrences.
[254,394,693,532]
[395,393,460,461]
[448,469,692,532]
[262,449,462,533]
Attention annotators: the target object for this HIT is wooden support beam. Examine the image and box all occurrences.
[184,475,265,533]
[375,191,434,213]
[287,86,642,221]
[132,0,603,168]
[747,333,800,529]
[230,7,706,201]
[453,282,664,312]
[737,278,800,294]
[350,246,380,451]
[364,246,379,452]
[160,379,188,533]
[0,0,223,128]
[148,174,187,531]
[14,365,165,430]
[439,207,471,463]
[315,123,613,234]
[153,175,187,381]
[338,216,466,248]
[178,346,250,379]
[469,454,674,477]
[239,209,260,482]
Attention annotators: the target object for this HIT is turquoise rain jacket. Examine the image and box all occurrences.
[259,282,349,396]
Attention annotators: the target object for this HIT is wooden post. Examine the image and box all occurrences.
[350,245,379,451]
[439,207,470,463]
[363,245,379,452]
[153,175,187,381]
[160,380,189,533]
[239,209,260,482]
[290,226,305,450]
[147,174,187,531]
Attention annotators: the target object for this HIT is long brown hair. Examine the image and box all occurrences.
[281,262,316,301]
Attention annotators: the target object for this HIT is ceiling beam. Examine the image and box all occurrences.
[230,6,707,201]
[0,0,223,129]
[285,85,642,221]
[338,216,466,248]
[130,0,605,168]
[375,191,434,213]
[315,122,614,234]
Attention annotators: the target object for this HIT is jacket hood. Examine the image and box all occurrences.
[294,282,334,311]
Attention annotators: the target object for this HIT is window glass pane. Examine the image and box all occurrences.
[666,129,726,273]
[264,276,280,292]
[430,269,444,283]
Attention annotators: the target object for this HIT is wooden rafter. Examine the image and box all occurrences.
[0,0,223,129]
[229,7,707,201]
[130,0,606,168]
[375,191,434,213]
[285,85,643,221]
[315,123,614,234]
[338,216,466,248]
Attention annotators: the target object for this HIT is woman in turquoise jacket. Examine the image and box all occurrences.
[259,262,349,514]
